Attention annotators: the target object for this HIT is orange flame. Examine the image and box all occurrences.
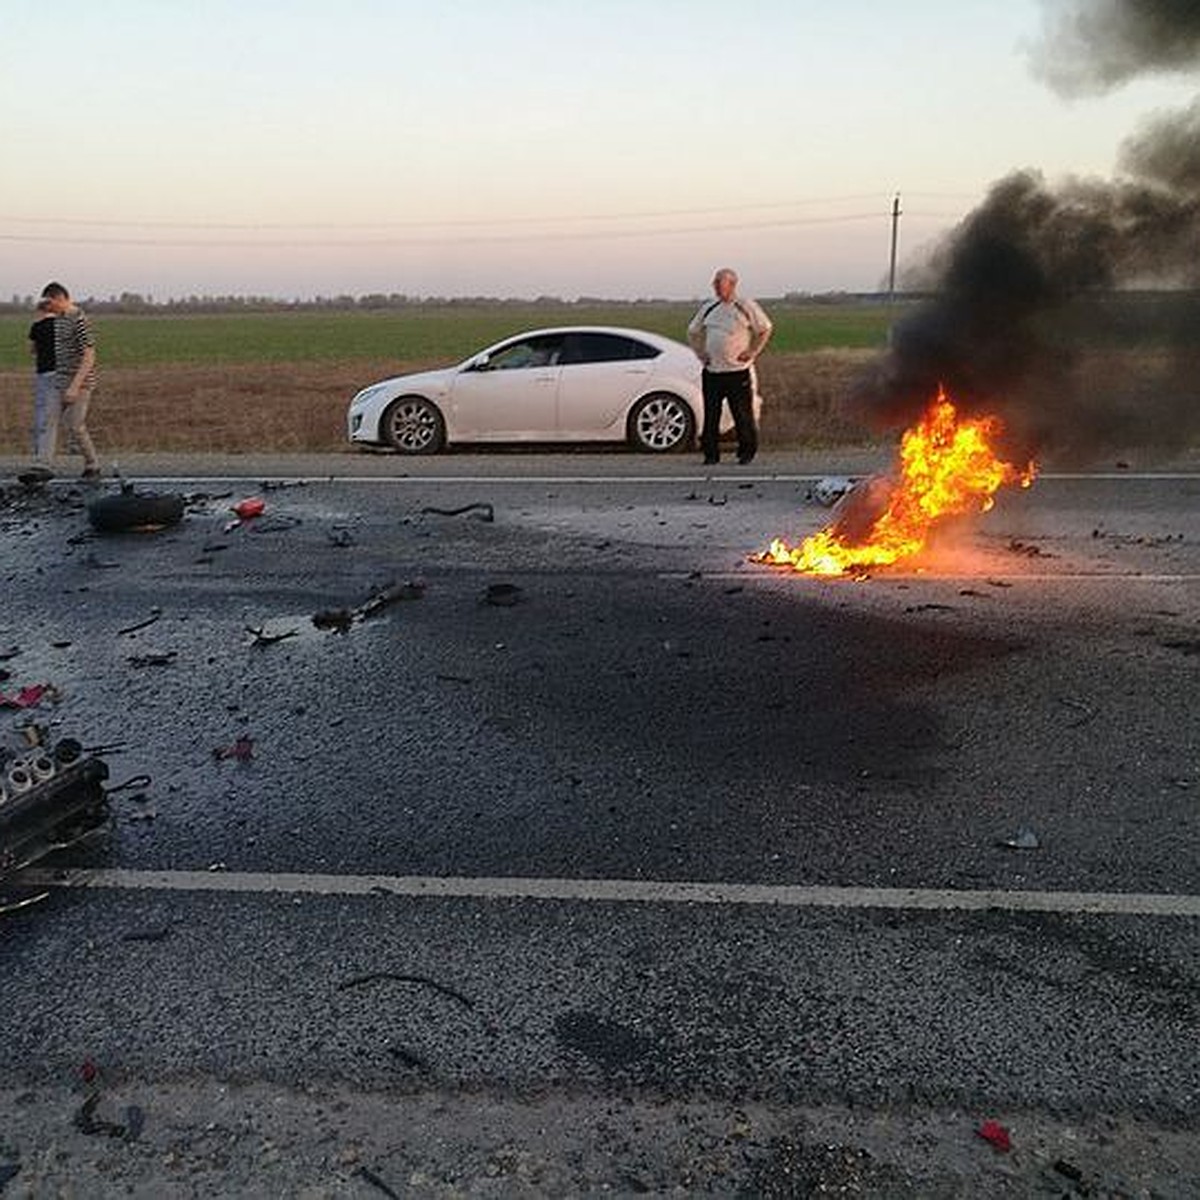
[758,390,1035,576]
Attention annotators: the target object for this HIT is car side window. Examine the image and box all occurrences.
[561,333,661,365]
[486,334,566,371]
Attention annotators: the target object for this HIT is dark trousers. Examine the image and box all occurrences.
[701,368,756,462]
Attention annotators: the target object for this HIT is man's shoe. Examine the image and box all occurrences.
[703,456,719,466]
[80,468,101,482]
[737,454,756,465]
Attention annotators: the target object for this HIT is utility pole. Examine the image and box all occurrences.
[887,192,902,303]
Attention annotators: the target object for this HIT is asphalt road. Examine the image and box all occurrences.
[1,452,1197,1195]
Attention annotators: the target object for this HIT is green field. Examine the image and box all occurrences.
[0,303,895,370]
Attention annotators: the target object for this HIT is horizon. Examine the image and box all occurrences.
[4,1,1198,302]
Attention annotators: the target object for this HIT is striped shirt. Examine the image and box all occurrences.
[55,307,97,390]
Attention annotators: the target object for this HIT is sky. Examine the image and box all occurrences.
[3,0,1197,301]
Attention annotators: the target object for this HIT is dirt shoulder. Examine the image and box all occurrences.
[3,1080,1198,1198]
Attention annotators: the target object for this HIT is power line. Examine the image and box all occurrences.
[0,193,893,233]
[0,211,893,249]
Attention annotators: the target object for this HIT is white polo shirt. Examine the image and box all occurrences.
[687,295,772,373]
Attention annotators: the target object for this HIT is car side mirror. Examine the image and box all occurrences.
[469,353,490,372]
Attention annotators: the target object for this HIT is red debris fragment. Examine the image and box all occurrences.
[80,1059,98,1084]
[0,683,52,709]
[213,735,255,763]
[232,497,266,520]
[976,1120,1012,1153]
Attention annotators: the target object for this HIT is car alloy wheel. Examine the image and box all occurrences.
[631,392,692,453]
[385,397,445,454]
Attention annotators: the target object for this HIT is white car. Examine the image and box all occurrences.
[347,325,753,455]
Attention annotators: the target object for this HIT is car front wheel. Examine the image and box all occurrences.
[383,396,446,454]
[628,392,694,453]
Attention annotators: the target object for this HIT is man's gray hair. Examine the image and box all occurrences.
[713,267,738,285]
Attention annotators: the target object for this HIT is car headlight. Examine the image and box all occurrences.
[351,384,387,409]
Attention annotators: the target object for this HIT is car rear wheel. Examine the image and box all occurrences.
[628,392,694,453]
[383,396,446,455]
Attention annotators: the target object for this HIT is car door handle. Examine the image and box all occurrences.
[624,368,649,374]
[534,374,557,383]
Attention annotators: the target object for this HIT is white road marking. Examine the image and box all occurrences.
[20,867,1200,918]
[127,472,1200,486]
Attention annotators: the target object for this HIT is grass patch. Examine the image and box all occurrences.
[0,303,896,370]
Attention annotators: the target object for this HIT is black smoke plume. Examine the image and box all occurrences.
[854,0,1200,464]
[1032,0,1200,97]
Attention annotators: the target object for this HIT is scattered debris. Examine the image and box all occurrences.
[976,1120,1012,1153]
[435,673,472,685]
[84,552,120,569]
[74,1093,143,1141]
[127,651,177,668]
[421,502,495,522]
[212,736,254,763]
[88,487,185,533]
[0,1161,20,1186]
[336,971,474,1010]
[247,516,303,534]
[328,527,354,547]
[117,608,162,637]
[958,588,989,598]
[986,578,1013,588]
[358,580,425,617]
[313,581,425,632]
[998,827,1041,851]
[312,608,354,633]
[232,497,266,521]
[1053,1158,1084,1182]
[121,925,171,943]
[0,683,56,710]
[354,1164,403,1200]
[1007,538,1054,558]
[904,603,955,613]
[484,582,523,607]
[810,476,855,506]
[246,626,300,648]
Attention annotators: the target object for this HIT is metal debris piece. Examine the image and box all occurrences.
[127,651,177,668]
[0,684,56,710]
[811,476,855,506]
[117,609,162,637]
[337,971,474,1009]
[976,1120,1012,1153]
[312,608,354,633]
[999,827,1040,850]
[420,502,495,522]
[313,581,425,632]
[212,736,254,763]
[484,583,523,607]
[328,527,354,547]
[354,1165,403,1200]
[73,1093,143,1141]
[246,626,300,648]
[121,925,171,942]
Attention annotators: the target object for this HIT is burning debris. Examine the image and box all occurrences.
[759,1,1200,575]
[758,392,1034,576]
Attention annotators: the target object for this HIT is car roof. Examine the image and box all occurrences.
[481,326,687,353]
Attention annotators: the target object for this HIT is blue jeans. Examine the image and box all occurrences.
[33,371,60,462]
